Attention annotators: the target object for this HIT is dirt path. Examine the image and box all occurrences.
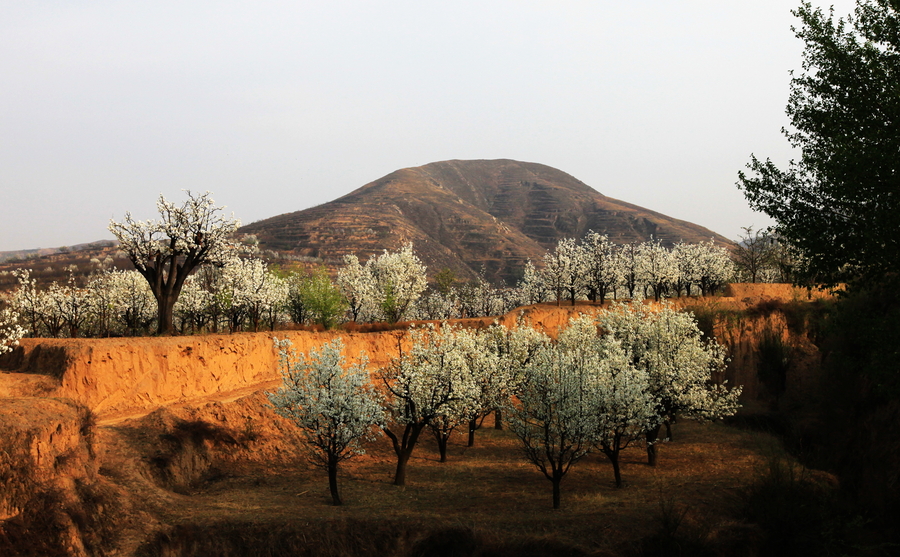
[95,379,283,426]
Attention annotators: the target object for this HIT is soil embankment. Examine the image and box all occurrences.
[0,304,618,423]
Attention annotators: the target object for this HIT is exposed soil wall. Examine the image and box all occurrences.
[1,290,829,421]
[0,331,408,421]
[0,305,615,421]
[0,398,95,520]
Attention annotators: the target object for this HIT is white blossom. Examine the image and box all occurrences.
[212,257,288,332]
[268,338,384,505]
[579,232,623,304]
[504,318,599,508]
[108,190,240,334]
[366,243,427,323]
[0,308,26,354]
[515,260,549,306]
[379,323,481,482]
[597,302,742,458]
[336,254,375,322]
[636,238,679,301]
[693,240,734,295]
[542,238,580,305]
[87,269,157,335]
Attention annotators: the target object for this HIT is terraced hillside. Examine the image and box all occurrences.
[241,159,730,284]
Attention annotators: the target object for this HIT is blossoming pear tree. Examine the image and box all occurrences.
[597,302,741,465]
[379,323,479,485]
[109,190,240,334]
[336,254,374,322]
[268,338,384,506]
[366,243,427,323]
[555,316,658,487]
[504,319,599,509]
[636,238,679,301]
[579,232,623,304]
[542,237,580,306]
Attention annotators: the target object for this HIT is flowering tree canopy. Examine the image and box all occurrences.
[597,302,741,465]
[0,309,25,355]
[109,190,240,334]
[268,338,384,505]
[505,319,600,509]
[379,323,480,484]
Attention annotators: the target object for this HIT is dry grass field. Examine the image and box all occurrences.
[129,416,784,556]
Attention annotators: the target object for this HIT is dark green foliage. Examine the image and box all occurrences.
[816,287,900,524]
[756,327,791,405]
[738,1,900,287]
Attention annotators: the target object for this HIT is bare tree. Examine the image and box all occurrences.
[733,226,775,283]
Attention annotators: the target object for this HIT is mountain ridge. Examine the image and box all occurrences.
[242,159,730,285]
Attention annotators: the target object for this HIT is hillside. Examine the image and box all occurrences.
[241,159,730,284]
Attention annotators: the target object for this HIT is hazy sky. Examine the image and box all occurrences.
[0,0,858,252]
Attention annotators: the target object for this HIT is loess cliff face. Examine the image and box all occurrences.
[0,304,640,423]
[0,286,829,423]
[1,331,404,422]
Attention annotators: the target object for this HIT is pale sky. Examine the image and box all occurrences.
[0,0,858,252]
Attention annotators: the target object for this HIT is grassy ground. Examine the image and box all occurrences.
[134,418,774,556]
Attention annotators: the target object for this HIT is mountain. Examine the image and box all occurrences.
[241,159,730,285]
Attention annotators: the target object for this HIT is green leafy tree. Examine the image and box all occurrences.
[301,267,347,329]
[433,267,458,295]
[738,1,900,286]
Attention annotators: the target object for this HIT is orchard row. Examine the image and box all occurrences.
[269,302,741,508]
[2,236,737,339]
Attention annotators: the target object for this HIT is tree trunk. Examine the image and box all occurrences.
[385,423,424,486]
[609,452,623,488]
[664,419,673,442]
[551,470,562,509]
[494,410,503,430]
[646,424,662,467]
[468,418,477,447]
[328,457,342,506]
[434,430,449,463]
[394,449,412,486]
[157,294,177,335]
